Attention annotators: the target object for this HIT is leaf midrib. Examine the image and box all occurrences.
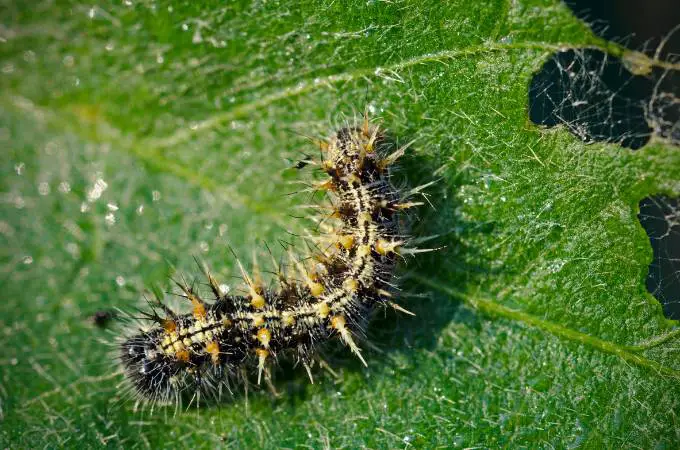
[414,276,680,378]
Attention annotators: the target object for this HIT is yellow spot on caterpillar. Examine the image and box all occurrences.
[281,311,295,326]
[309,281,325,297]
[162,319,177,333]
[176,282,208,320]
[191,298,206,320]
[251,292,265,309]
[252,314,265,327]
[330,315,345,329]
[257,328,271,348]
[222,318,232,328]
[234,251,267,310]
[205,340,220,364]
[343,277,358,292]
[375,239,402,255]
[338,234,355,250]
[161,336,171,349]
[294,253,325,297]
[249,251,266,308]
[357,244,371,257]
[316,302,330,318]
[175,349,190,362]
[256,348,269,384]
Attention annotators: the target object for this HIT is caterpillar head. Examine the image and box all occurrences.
[328,126,385,176]
[120,332,181,404]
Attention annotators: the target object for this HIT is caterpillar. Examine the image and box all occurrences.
[118,116,429,406]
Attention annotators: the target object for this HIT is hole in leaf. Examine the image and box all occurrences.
[564,0,680,60]
[529,48,680,149]
[637,195,680,320]
[529,49,653,149]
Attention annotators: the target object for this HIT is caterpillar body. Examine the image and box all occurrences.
[119,118,426,405]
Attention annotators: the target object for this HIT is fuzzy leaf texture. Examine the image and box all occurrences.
[1,0,679,448]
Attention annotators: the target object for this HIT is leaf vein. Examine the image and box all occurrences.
[415,275,680,378]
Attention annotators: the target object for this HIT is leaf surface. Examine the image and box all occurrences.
[1,0,678,447]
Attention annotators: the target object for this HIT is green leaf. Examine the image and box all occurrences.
[1,0,678,447]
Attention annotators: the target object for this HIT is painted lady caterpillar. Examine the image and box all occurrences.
[118,116,431,406]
